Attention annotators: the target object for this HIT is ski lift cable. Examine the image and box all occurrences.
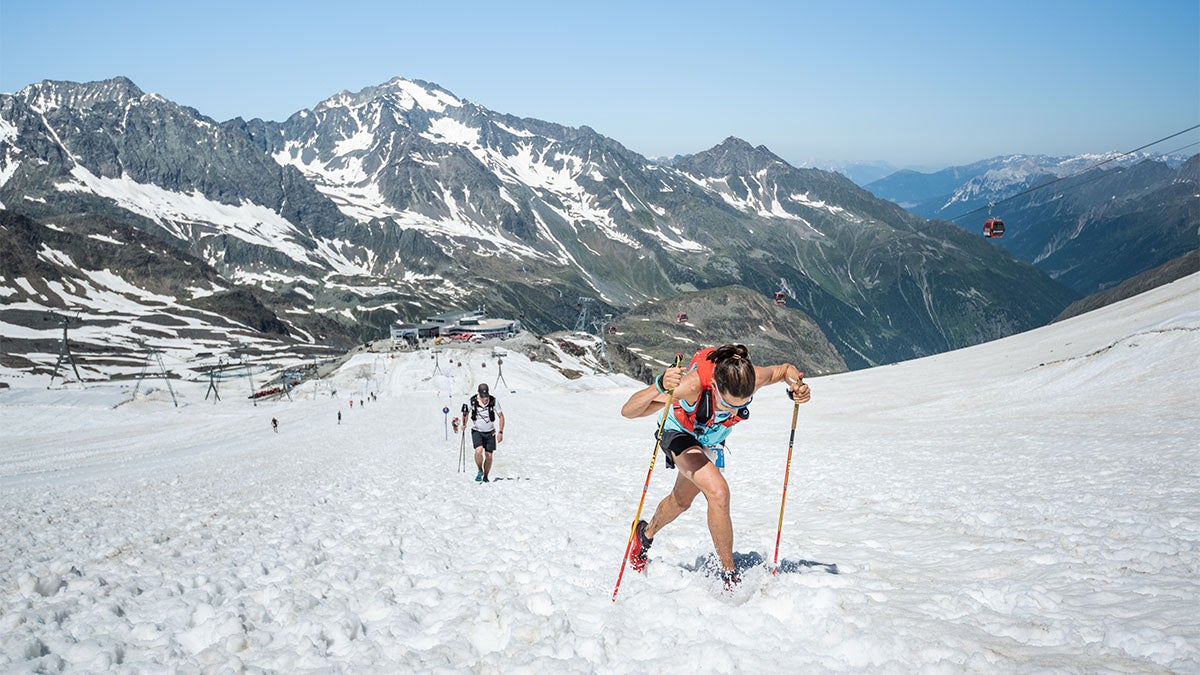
[1011,139,1200,201]
[945,123,1200,223]
[1155,140,1200,158]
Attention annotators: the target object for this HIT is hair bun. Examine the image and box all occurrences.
[709,344,756,397]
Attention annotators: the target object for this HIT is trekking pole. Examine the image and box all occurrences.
[772,373,804,575]
[612,353,683,603]
[459,403,469,472]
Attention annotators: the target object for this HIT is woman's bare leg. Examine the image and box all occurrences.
[646,449,734,571]
[645,470,701,538]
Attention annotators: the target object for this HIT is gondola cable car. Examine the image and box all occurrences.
[983,203,1005,238]
[774,277,788,305]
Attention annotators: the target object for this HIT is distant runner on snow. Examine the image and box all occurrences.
[467,383,505,483]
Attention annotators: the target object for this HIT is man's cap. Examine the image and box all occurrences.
[478,383,489,395]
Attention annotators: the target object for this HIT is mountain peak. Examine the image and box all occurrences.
[674,136,792,176]
[312,76,463,114]
[18,76,146,112]
[716,136,756,152]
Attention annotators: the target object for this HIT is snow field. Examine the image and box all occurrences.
[1,275,1198,672]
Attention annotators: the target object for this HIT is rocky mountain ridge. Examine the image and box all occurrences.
[2,76,1079,376]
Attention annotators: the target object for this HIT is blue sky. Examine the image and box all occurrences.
[2,0,1197,168]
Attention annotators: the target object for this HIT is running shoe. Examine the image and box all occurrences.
[629,520,653,572]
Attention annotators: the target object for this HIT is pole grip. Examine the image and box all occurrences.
[786,371,806,400]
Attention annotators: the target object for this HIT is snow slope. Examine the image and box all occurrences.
[1,274,1198,672]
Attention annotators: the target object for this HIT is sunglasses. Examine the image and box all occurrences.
[712,381,753,412]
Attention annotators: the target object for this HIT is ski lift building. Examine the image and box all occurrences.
[444,316,522,340]
[390,321,442,344]
[394,310,523,344]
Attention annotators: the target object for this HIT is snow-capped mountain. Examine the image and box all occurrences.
[865,153,1199,294]
[0,78,354,274]
[1,76,1078,373]
[995,156,1198,294]
[0,209,349,387]
[866,152,1190,216]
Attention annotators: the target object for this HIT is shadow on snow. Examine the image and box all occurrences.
[679,550,838,576]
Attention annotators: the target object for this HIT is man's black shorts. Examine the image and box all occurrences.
[472,430,497,453]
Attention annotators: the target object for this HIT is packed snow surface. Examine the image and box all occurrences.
[1,275,1198,672]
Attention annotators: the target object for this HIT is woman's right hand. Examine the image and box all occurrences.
[661,366,684,391]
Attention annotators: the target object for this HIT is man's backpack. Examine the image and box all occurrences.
[470,394,496,422]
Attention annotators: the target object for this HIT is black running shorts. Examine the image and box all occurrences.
[659,430,702,469]
[472,430,497,453]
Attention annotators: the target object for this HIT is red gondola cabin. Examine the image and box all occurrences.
[677,312,689,324]
[774,292,786,305]
[983,218,1006,238]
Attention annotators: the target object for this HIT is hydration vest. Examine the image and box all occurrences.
[671,347,749,436]
[470,394,496,422]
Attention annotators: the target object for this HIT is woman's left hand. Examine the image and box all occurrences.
[785,369,810,403]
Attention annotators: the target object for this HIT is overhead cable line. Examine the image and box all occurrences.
[993,139,1200,207]
[1156,140,1200,157]
[946,123,1200,222]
